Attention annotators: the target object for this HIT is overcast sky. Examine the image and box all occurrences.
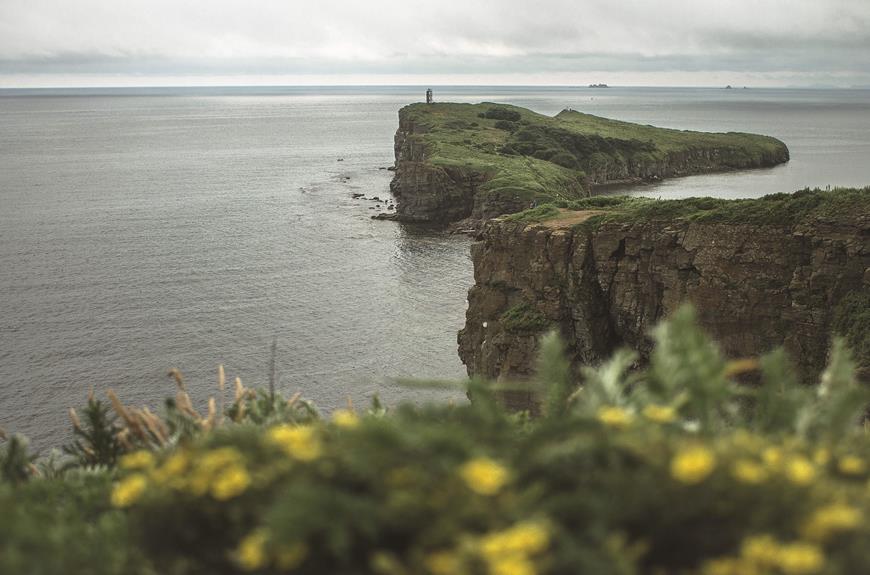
[1,0,869,87]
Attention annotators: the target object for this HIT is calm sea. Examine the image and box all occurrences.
[2,86,869,448]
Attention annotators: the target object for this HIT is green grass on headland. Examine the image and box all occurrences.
[501,187,870,228]
[399,102,789,206]
[402,103,586,205]
[554,108,787,158]
[502,204,562,224]
[574,186,869,227]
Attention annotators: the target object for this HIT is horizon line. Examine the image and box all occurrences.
[2,83,868,91]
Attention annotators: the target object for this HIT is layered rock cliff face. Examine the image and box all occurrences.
[389,114,483,223]
[458,198,869,407]
[581,145,788,186]
[389,112,532,224]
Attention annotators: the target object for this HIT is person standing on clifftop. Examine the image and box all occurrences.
[426,89,433,104]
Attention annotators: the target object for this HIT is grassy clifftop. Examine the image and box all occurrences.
[554,107,788,158]
[504,187,870,227]
[395,103,587,212]
[393,102,789,221]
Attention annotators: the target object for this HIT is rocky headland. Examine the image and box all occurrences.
[458,189,870,408]
[388,102,789,227]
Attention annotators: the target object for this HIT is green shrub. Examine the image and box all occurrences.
[0,474,143,574]
[2,305,870,574]
[480,107,522,122]
[493,120,517,132]
[549,151,580,170]
[499,302,552,332]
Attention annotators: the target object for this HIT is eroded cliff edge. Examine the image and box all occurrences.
[389,102,789,226]
[458,189,870,406]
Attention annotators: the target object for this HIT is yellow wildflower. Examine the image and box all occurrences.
[425,551,461,575]
[480,521,550,558]
[268,425,322,461]
[596,406,633,429]
[187,447,245,496]
[776,542,824,575]
[460,457,509,496]
[332,409,360,429]
[671,445,716,484]
[762,447,782,468]
[741,534,781,567]
[188,471,212,496]
[276,542,308,570]
[838,455,866,475]
[151,450,190,486]
[802,503,862,541]
[732,459,768,484]
[785,457,816,486]
[199,447,243,472]
[119,450,155,470]
[211,464,251,500]
[487,555,536,575]
[111,473,148,508]
[642,404,677,424]
[236,529,268,572]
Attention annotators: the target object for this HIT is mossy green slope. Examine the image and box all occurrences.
[397,103,587,210]
[393,102,789,222]
[554,108,788,159]
[507,186,870,228]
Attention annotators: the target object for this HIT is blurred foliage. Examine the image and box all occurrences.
[0,473,146,575]
[2,304,870,574]
[833,289,870,377]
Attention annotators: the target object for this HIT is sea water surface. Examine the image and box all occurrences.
[2,86,869,448]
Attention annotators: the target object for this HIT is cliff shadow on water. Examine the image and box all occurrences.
[458,188,870,408]
[388,102,789,228]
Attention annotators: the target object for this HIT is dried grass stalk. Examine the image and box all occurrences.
[68,408,82,432]
[167,368,187,392]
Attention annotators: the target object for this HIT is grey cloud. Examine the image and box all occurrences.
[1,0,868,85]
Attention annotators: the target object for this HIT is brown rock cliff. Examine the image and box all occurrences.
[458,201,869,403]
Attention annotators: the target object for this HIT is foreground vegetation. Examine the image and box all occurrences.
[400,102,788,206]
[2,306,870,574]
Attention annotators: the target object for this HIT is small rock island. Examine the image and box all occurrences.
[388,102,789,227]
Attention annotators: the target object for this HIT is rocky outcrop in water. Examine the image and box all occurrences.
[458,192,869,407]
[389,115,478,223]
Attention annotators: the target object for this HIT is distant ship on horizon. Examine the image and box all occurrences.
[588,83,609,88]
